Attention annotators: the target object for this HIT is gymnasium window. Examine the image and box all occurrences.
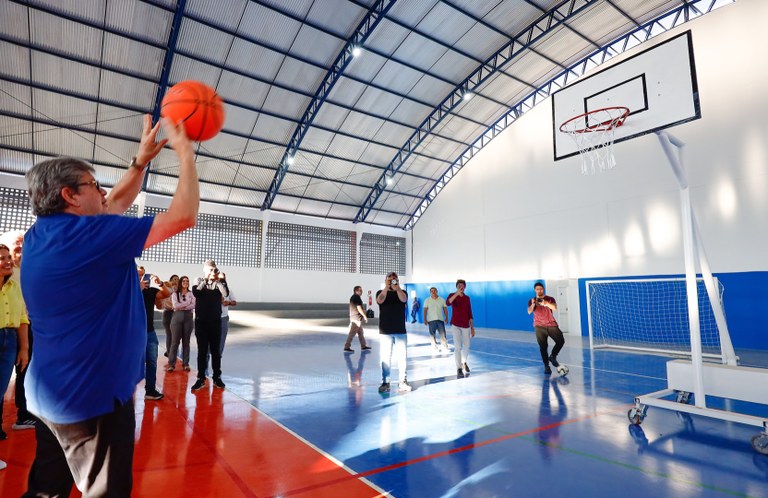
[137,208,262,267]
[0,187,36,233]
[359,233,406,275]
[264,221,356,272]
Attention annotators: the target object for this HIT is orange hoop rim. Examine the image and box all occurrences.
[559,106,630,134]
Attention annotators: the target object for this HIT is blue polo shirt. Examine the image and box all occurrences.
[21,213,153,424]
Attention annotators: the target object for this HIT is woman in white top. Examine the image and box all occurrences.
[168,276,196,372]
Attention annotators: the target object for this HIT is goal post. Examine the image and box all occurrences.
[586,277,737,362]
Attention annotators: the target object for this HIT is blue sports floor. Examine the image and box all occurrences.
[219,314,768,498]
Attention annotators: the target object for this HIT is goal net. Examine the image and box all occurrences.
[586,278,733,359]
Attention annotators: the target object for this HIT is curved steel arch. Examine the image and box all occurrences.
[354,0,599,225]
[261,0,397,211]
[403,0,734,230]
[142,0,187,191]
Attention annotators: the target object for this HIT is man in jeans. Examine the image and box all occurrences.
[376,272,411,393]
[138,267,170,401]
[423,287,449,353]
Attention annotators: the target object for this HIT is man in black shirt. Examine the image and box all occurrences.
[375,272,411,393]
[344,286,370,353]
[138,267,170,400]
[191,259,229,392]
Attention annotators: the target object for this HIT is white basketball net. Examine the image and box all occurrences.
[560,107,629,175]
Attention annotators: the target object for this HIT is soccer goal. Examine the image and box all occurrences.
[586,278,736,362]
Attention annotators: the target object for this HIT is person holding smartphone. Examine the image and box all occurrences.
[375,272,411,393]
[528,281,565,374]
[191,260,229,392]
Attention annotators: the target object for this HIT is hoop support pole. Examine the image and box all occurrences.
[656,131,706,408]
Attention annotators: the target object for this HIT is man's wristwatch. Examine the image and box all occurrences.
[129,156,147,171]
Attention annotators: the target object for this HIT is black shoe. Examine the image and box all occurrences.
[163,351,169,357]
[191,378,206,392]
[361,346,372,351]
[544,365,552,374]
[463,362,470,373]
[213,377,226,389]
[0,428,7,440]
[343,347,354,353]
[549,355,560,367]
[145,389,164,400]
[12,418,37,430]
[378,382,390,393]
[411,320,416,323]
[457,368,465,379]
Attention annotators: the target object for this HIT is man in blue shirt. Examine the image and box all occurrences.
[21,116,200,497]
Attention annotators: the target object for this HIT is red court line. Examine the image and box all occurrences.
[272,404,631,498]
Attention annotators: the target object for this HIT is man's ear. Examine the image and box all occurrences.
[60,186,79,208]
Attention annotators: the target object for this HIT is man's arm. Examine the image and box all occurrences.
[395,288,407,303]
[356,304,368,322]
[16,323,29,371]
[144,118,199,248]
[195,277,207,292]
[106,115,168,214]
[528,298,536,315]
[376,289,387,305]
[442,304,448,322]
[155,282,171,302]
[544,297,557,311]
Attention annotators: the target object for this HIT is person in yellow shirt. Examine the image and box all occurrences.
[0,243,30,470]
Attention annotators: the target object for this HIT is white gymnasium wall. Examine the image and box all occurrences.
[136,203,405,304]
[412,0,768,285]
[1,172,406,305]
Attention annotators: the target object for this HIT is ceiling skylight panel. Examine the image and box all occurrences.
[30,10,103,62]
[0,117,32,150]
[32,52,100,96]
[99,71,158,110]
[106,0,172,44]
[102,34,165,79]
[239,2,303,53]
[31,89,97,129]
[177,18,234,65]
[290,24,344,68]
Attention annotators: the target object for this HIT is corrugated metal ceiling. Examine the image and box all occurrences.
[0,0,728,228]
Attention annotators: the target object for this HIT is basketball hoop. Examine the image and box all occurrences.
[559,106,629,175]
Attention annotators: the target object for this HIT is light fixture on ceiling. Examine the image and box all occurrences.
[385,173,394,185]
[351,45,362,57]
[286,155,295,166]
[462,91,474,101]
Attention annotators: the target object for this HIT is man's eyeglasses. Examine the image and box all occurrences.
[76,179,102,191]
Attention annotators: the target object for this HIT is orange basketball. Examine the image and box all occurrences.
[161,80,225,142]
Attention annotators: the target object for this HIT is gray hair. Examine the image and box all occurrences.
[26,157,94,216]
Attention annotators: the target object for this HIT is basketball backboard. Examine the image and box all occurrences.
[552,30,700,161]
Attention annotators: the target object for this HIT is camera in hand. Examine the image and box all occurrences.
[391,278,398,286]
[535,298,543,304]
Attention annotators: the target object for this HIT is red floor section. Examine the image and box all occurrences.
[0,369,384,497]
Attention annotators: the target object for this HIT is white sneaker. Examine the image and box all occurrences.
[0,459,7,470]
[398,380,412,392]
